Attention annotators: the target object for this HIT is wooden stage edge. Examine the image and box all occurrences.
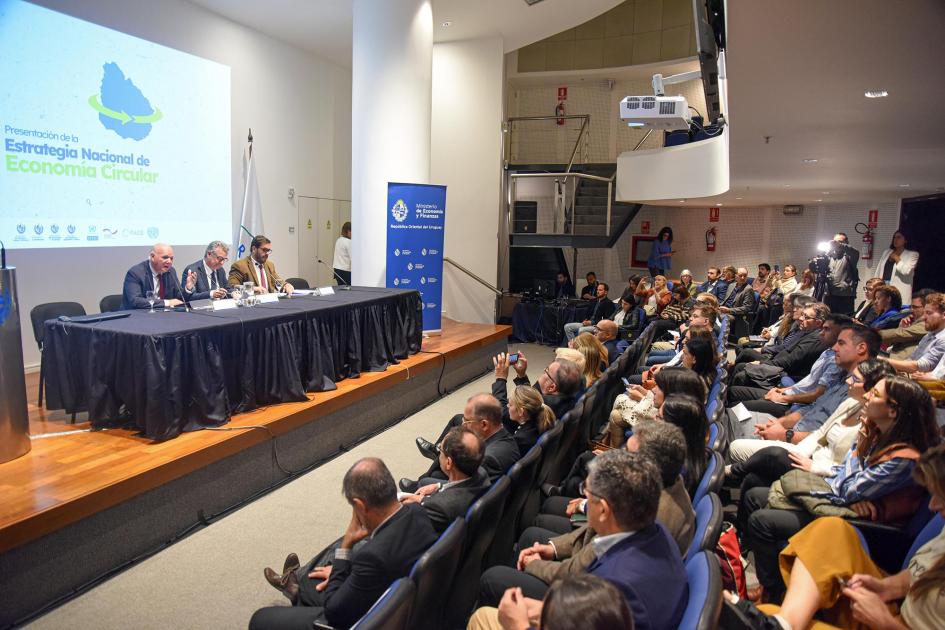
[0,318,511,555]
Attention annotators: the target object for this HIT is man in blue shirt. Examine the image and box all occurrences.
[727,325,880,463]
[729,314,850,411]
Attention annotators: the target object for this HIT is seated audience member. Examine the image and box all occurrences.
[882,288,936,360]
[474,450,688,630]
[554,271,575,299]
[742,376,941,602]
[729,313,849,411]
[646,300,718,358]
[507,354,582,419]
[727,325,880,462]
[682,334,718,396]
[579,272,599,300]
[121,242,190,309]
[718,266,739,303]
[885,292,945,375]
[517,421,695,584]
[698,266,727,299]
[731,302,829,383]
[636,275,672,317]
[725,443,945,630]
[736,294,814,361]
[751,282,783,335]
[853,277,885,323]
[571,333,608,387]
[564,283,615,341]
[869,284,904,330]
[492,354,557,454]
[605,362,708,448]
[795,268,816,297]
[619,274,643,305]
[476,574,634,630]
[610,298,646,342]
[660,284,694,324]
[229,235,294,294]
[752,263,773,293]
[679,268,698,298]
[554,347,585,373]
[778,264,799,297]
[182,240,234,301]
[593,320,621,366]
[400,427,490,533]
[252,458,437,630]
[721,267,758,316]
[660,394,710,496]
[728,359,896,522]
[402,393,519,491]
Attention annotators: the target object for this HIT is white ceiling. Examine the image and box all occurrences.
[190,0,945,207]
[715,0,945,207]
[188,0,623,69]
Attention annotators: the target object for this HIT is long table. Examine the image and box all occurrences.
[43,288,422,440]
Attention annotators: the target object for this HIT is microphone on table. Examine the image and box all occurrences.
[316,259,351,291]
[171,268,193,312]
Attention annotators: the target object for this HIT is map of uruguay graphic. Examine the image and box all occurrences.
[96,62,156,140]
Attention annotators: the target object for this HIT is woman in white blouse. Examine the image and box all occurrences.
[875,231,920,302]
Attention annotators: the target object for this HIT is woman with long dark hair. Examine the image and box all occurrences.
[682,335,718,396]
[659,393,709,497]
[743,376,941,602]
[723,442,945,630]
[647,226,674,277]
[875,230,920,302]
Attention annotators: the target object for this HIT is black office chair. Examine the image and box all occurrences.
[99,294,123,313]
[29,301,86,413]
[348,577,416,630]
[444,476,511,628]
[407,518,466,630]
[486,444,542,568]
[286,277,309,290]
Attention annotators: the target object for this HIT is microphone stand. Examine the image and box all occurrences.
[316,258,351,290]
[171,268,193,312]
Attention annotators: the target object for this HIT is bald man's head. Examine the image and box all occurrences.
[149,243,175,274]
[596,319,618,342]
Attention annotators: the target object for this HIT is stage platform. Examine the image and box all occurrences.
[0,318,510,627]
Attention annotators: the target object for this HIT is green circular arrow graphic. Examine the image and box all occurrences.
[88,94,162,125]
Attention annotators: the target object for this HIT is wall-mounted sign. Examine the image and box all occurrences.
[709,207,720,222]
[641,221,650,234]
[557,86,567,101]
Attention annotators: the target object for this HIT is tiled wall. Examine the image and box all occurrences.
[516,0,696,72]
[565,202,902,292]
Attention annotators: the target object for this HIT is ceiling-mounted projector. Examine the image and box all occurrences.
[619,95,691,131]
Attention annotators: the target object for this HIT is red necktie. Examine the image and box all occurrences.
[257,262,268,291]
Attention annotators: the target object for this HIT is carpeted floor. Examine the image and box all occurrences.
[26,342,556,630]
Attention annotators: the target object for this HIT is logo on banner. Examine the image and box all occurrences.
[393,278,400,286]
[420,277,426,284]
[421,248,427,256]
[391,199,409,222]
[407,263,414,271]
[394,249,401,256]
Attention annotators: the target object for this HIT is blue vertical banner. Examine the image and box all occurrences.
[386,182,447,333]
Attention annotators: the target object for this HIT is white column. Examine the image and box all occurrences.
[351,0,433,286]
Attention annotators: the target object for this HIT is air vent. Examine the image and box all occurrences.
[626,97,641,110]
[641,96,656,110]
[659,101,677,115]
[783,205,804,215]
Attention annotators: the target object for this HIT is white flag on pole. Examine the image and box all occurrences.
[235,141,263,260]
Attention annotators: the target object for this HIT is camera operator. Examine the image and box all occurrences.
[812,233,859,315]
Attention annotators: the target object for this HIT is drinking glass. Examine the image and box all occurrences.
[230,287,242,305]
[274,278,284,295]
[146,290,156,313]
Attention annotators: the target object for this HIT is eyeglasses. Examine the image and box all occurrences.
[543,367,559,389]
[212,253,229,262]
[259,247,273,254]
[461,416,478,425]
[579,481,607,504]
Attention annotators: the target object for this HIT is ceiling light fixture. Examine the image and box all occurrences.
[899,184,911,187]
[441,20,452,27]
[735,197,743,200]
[679,199,686,203]
[815,199,823,202]
[822,191,830,195]
[864,90,888,99]
[784,184,791,188]
[802,158,818,164]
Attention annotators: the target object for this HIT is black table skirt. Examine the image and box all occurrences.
[43,288,423,440]
[510,300,593,346]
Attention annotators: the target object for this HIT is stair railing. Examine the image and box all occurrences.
[509,171,614,237]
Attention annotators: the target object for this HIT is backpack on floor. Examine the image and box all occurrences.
[716,521,748,598]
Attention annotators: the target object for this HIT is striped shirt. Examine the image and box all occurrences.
[815,444,918,505]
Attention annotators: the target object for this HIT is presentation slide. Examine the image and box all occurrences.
[0,0,231,249]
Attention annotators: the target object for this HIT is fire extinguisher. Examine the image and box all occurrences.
[862,229,873,261]
[705,227,717,252]
[555,101,566,126]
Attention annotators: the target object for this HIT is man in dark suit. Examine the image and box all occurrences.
[697,266,727,300]
[252,458,437,630]
[121,243,194,309]
[470,450,688,630]
[594,320,621,365]
[182,240,234,301]
[564,283,616,341]
[400,393,519,492]
[402,426,489,533]
[228,235,294,294]
[720,267,757,316]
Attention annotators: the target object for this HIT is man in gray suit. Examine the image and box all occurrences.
[182,240,234,301]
